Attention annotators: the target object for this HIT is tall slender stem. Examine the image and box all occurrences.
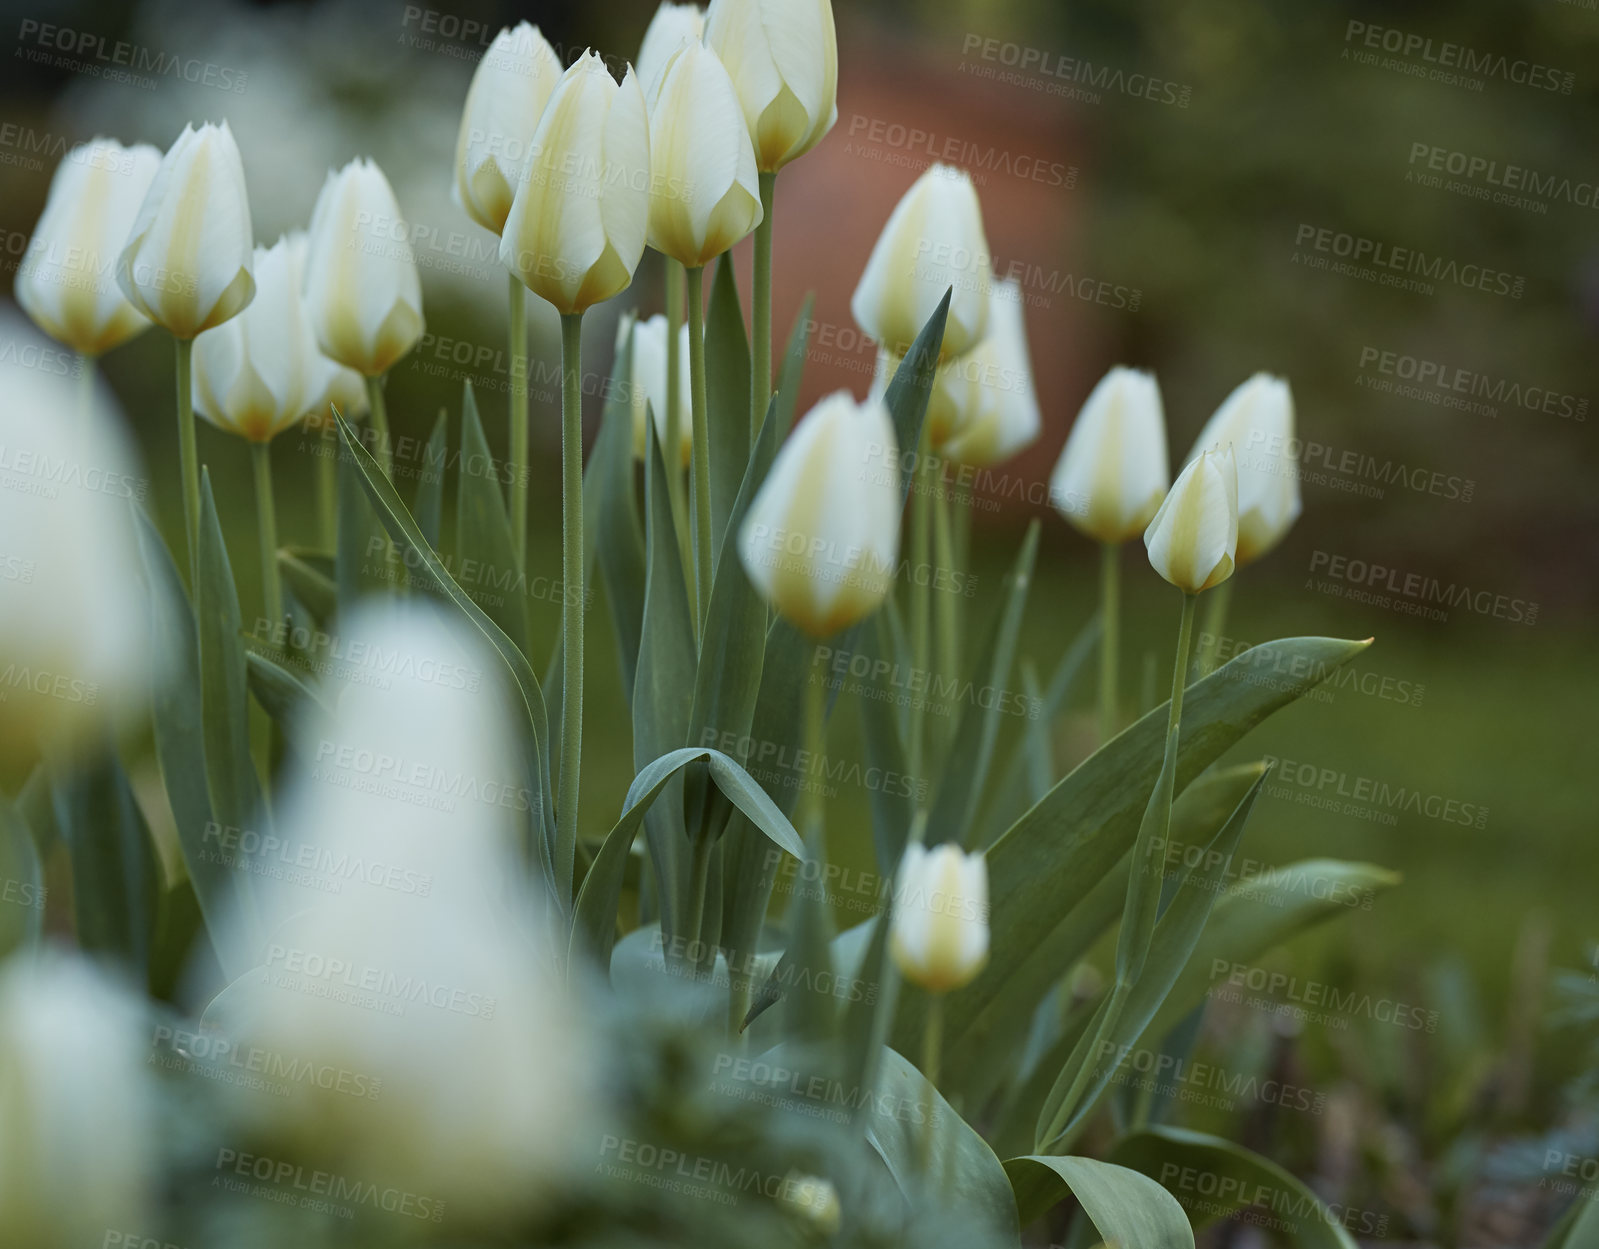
[685,833,712,974]
[317,417,337,550]
[1195,576,1233,678]
[906,423,934,786]
[920,994,943,1174]
[932,472,960,755]
[365,374,391,480]
[752,170,777,439]
[686,265,713,629]
[251,440,282,629]
[1098,542,1121,743]
[174,337,199,584]
[557,312,586,900]
[800,641,827,842]
[507,272,529,570]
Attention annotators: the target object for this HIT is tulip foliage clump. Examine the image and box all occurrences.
[0,3,1401,1248]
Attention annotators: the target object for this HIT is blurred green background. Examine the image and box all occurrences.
[2,0,1596,1239]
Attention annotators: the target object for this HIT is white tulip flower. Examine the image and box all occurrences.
[646,39,764,269]
[940,278,1041,467]
[191,237,315,442]
[867,347,976,450]
[1188,373,1301,564]
[627,313,693,464]
[16,138,161,356]
[0,311,150,762]
[738,391,901,637]
[1049,367,1170,544]
[116,121,255,339]
[501,52,652,315]
[302,158,425,376]
[0,951,152,1247]
[705,0,838,172]
[890,843,989,994]
[454,23,563,235]
[852,163,991,361]
[1144,446,1239,594]
[636,2,705,98]
[284,231,368,430]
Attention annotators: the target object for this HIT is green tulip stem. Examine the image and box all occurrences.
[920,993,944,1175]
[752,170,777,439]
[316,416,339,549]
[686,265,714,630]
[1098,542,1121,743]
[364,374,391,481]
[251,440,282,629]
[508,272,530,571]
[800,640,827,843]
[1041,590,1199,1151]
[1195,576,1233,678]
[906,422,934,789]
[558,311,586,900]
[932,471,960,753]
[685,832,712,975]
[174,336,200,585]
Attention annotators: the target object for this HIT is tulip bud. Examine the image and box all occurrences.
[780,1173,842,1235]
[16,138,161,356]
[1049,367,1169,544]
[501,53,651,315]
[284,232,369,430]
[302,158,425,376]
[1144,446,1239,594]
[940,278,1041,467]
[0,311,150,764]
[0,951,152,1246]
[1188,374,1300,564]
[627,313,693,465]
[454,23,563,235]
[646,40,764,268]
[636,2,705,98]
[116,121,254,340]
[190,236,315,442]
[852,163,991,360]
[738,392,900,637]
[704,0,838,173]
[890,843,989,993]
[868,348,973,449]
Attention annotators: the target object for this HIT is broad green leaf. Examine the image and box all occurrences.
[415,408,449,550]
[334,440,386,611]
[0,793,43,957]
[866,1047,1021,1248]
[591,335,645,702]
[333,413,556,871]
[1004,1154,1194,1245]
[891,637,1372,1062]
[1106,1127,1360,1248]
[276,548,336,624]
[927,521,1039,850]
[243,649,330,749]
[1541,1188,1599,1249]
[455,382,529,650]
[133,506,256,977]
[704,252,751,568]
[883,292,951,505]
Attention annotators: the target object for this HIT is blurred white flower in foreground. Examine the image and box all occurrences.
[0,307,149,763]
[16,137,161,356]
[207,602,592,1219]
[0,950,153,1247]
[1187,373,1301,565]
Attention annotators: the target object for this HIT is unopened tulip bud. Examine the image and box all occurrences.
[940,278,1041,467]
[454,23,563,234]
[852,163,991,360]
[116,121,254,340]
[705,0,838,172]
[1144,446,1239,594]
[780,1173,842,1235]
[627,313,693,465]
[636,3,705,98]
[868,348,974,449]
[284,232,368,430]
[302,159,425,376]
[17,138,161,356]
[502,53,651,315]
[1049,367,1169,544]
[1188,374,1300,564]
[646,40,763,268]
[191,237,315,442]
[890,843,989,993]
[738,392,900,637]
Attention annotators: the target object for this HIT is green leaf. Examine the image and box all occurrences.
[415,408,449,550]
[591,335,645,702]
[276,548,336,624]
[704,252,751,568]
[335,440,386,610]
[243,648,330,747]
[766,297,815,442]
[333,413,556,870]
[456,382,530,650]
[133,506,256,977]
[865,1047,1021,1248]
[1105,1127,1360,1248]
[891,637,1373,1064]
[926,521,1039,850]
[856,607,917,871]
[1541,1187,1599,1249]
[1004,1154,1194,1245]
[883,291,951,505]
[0,793,43,958]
